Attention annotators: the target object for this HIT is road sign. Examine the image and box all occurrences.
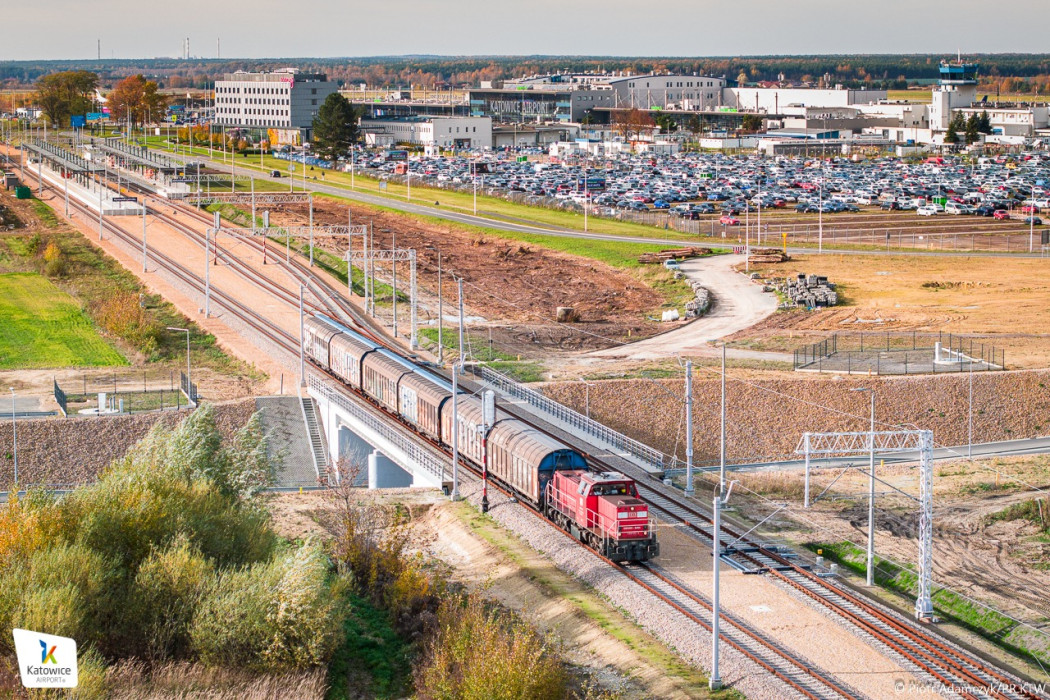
[71,115,86,128]
[86,112,104,121]
[113,196,138,202]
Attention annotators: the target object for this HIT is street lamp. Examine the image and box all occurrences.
[852,386,877,586]
[167,327,192,404]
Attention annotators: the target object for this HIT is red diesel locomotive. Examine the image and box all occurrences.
[545,470,659,563]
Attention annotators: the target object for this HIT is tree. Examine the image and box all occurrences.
[741,114,763,132]
[611,108,655,142]
[107,75,166,127]
[653,112,676,134]
[35,70,97,126]
[944,112,965,145]
[964,113,980,145]
[978,110,993,135]
[311,92,358,159]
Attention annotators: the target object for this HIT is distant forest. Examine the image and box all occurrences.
[3,55,1050,93]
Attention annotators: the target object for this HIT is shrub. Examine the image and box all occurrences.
[129,535,216,661]
[3,543,119,649]
[190,541,343,671]
[414,592,569,700]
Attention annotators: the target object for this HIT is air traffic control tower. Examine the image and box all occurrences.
[930,60,979,131]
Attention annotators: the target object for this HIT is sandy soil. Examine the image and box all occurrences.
[267,490,711,699]
[269,198,667,349]
[735,456,1050,678]
[657,525,920,698]
[728,253,1050,368]
[588,254,783,361]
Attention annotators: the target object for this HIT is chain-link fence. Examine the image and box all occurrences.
[794,332,1005,375]
[54,369,196,416]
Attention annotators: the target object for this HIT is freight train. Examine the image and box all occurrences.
[304,314,659,563]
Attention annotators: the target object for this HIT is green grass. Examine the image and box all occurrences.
[0,272,127,368]
[810,541,1050,670]
[30,198,60,228]
[418,327,545,382]
[326,590,413,700]
[144,136,700,244]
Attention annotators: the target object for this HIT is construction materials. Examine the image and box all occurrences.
[637,247,710,264]
[748,247,790,264]
[775,273,838,308]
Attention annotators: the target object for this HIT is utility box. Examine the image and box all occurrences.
[14,186,31,199]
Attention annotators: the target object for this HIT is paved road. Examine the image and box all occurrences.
[723,435,1050,473]
[168,152,1050,258]
[589,254,786,361]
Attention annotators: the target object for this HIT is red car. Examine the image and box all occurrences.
[1022,204,1040,214]
[993,210,1010,220]
[720,214,741,226]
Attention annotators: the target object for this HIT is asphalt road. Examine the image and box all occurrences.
[172,152,1050,258]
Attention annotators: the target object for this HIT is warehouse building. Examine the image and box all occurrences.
[360,116,492,150]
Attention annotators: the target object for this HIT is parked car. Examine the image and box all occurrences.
[1023,216,1044,226]
[270,170,282,178]
[917,206,939,216]
[993,209,1011,220]
[719,215,741,226]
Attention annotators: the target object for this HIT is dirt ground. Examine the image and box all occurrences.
[727,253,1050,368]
[269,198,666,349]
[734,455,1050,678]
[267,489,712,699]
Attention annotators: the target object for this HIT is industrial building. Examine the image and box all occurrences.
[213,69,337,141]
[359,116,492,150]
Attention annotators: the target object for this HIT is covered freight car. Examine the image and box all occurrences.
[440,396,585,505]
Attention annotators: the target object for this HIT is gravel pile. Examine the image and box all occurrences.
[543,371,1050,465]
[0,400,256,488]
[453,472,800,699]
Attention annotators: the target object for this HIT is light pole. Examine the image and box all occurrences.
[852,386,877,586]
[167,327,192,404]
[10,388,17,490]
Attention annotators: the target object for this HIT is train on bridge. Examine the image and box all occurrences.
[304,313,659,563]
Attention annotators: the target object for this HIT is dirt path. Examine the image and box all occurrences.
[268,490,714,699]
[588,254,784,361]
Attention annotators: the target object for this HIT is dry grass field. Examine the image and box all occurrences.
[731,253,1050,367]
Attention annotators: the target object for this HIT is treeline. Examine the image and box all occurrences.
[5,54,1050,91]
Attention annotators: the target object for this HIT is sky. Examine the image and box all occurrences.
[4,0,1049,61]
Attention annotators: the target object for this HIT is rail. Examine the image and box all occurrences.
[307,374,447,483]
[473,364,669,471]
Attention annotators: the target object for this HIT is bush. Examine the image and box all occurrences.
[414,592,568,700]
[2,543,119,649]
[129,535,216,661]
[190,541,343,671]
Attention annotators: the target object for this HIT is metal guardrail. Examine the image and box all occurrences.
[307,375,446,484]
[473,364,670,471]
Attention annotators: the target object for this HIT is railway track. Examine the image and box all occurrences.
[21,158,1047,698]
[629,481,1043,700]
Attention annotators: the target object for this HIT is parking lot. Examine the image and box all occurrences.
[321,148,1050,251]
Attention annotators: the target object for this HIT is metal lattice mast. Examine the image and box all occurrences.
[797,428,935,621]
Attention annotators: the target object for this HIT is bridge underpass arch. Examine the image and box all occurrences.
[309,376,447,491]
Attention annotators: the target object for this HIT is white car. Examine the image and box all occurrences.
[917,206,939,216]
